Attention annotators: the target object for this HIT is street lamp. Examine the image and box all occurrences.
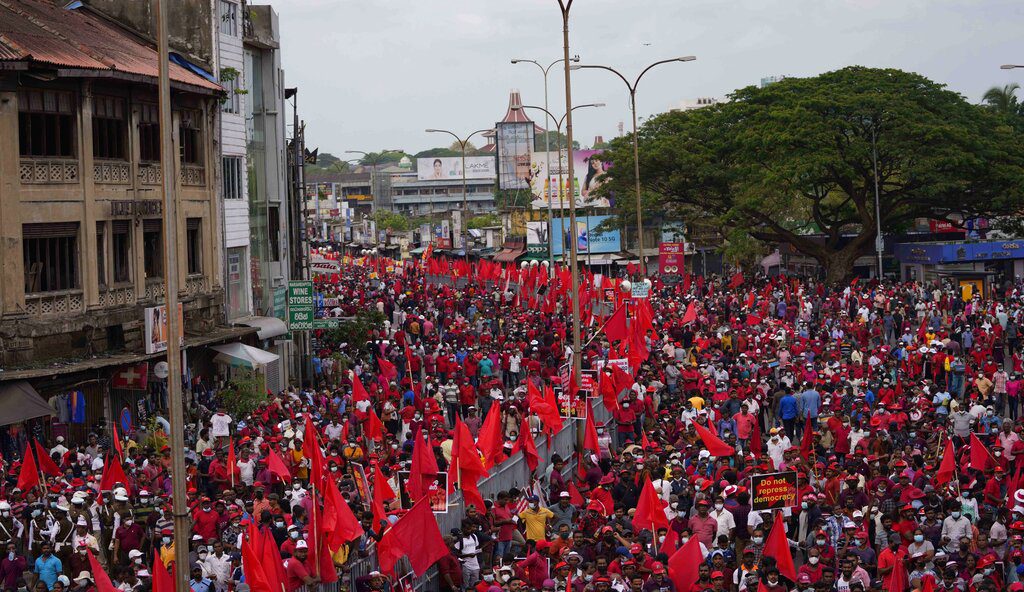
[573,56,696,275]
[1001,65,1024,69]
[425,128,494,260]
[511,55,580,276]
[513,103,604,268]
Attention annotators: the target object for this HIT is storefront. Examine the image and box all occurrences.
[894,239,1024,294]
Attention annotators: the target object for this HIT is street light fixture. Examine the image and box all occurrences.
[425,128,494,260]
[511,54,580,276]
[573,56,697,275]
[1001,65,1024,70]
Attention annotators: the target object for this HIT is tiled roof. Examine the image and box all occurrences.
[0,0,221,92]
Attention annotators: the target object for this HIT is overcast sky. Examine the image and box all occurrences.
[276,0,1023,157]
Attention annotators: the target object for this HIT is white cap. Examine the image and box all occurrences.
[128,550,144,559]
[295,540,308,549]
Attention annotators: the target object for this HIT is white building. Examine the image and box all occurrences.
[673,97,720,111]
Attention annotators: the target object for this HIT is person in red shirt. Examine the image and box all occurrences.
[285,541,318,591]
[191,498,221,541]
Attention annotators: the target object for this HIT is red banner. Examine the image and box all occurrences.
[658,242,685,275]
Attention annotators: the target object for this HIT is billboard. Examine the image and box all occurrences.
[526,221,550,255]
[144,303,183,354]
[529,149,611,209]
[496,122,534,190]
[549,215,621,256]
[659,242,686,275]
[416,157,496,181]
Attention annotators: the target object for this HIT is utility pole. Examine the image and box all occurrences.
[155,1,189,589]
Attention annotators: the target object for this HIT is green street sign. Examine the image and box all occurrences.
[287,281,314,306]
[288,306,314,330]
[313,318,341,330]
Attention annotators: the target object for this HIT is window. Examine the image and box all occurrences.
[138,103,160,162]
[221,75,240,114]
[112,220,131,283]
[92,96,126,160]
[219,0,238,36]
[23,223,79,293]
[186,218,202,275]
[267,205,280,262]
[222,156,243,199]
[178,110,202,165]
[96,222,106,289]
[143,219,163,279]
[18,89,75,157]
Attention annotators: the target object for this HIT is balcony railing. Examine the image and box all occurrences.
[93,161,131,185]
[19,158,80,184]
[24,290,85,316]
[181,165,206,187]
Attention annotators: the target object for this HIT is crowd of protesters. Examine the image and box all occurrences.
[2,253,1024,592]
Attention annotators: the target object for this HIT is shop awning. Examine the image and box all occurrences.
[237,316,288,340]
[493,246,526,262]
[0,381,56,426]
[210,343,280,369]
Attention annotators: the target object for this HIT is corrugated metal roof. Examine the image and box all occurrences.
[0,0,220,92]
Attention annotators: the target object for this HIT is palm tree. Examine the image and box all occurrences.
[982,83,1021,114]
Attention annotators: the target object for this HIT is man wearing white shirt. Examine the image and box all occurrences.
[708,496,736,539]
[210,407,232,444]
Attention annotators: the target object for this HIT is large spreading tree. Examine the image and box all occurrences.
[598,67,1024,283]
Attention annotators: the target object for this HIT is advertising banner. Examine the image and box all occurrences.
[417,156,496,181]
[574,149,611,207]
[556,386,587,419]
[496,122,534,190]
[144,303,183,354]
[526,221,550,255]
[750,471,799,511]
[659,242,686,275]
[550,215,621,256]
[528,149,611,208]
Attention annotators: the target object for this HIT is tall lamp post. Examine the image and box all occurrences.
[511,56,579,275]
[1001,65,1024,70]
[425,128,494,260]
[514,103,604,267]
[573,56,696,275]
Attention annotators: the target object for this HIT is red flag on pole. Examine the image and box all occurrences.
[583,401,600,453]
[692,421,737,457]
[111,422,124,461]
[408,432,440,502]
[933,438,956,486]
[266,449,292,482]
[371,465,395,532]
[377,498,448,577]
[87,550,118,592]
[681,301,697,324]
[631,476,669,532]
[475,403,504,470]
[667,535,703,592]
[603,305,629,343]
[799,415,814,459]
[99,454,132,496]
[969,433,991,472]
[365,409,385,441]
[227,438,237,489]
[303,416,326,490]
[15,441,39,492]
[152,549,175,592]
[513,416,540,472]
[763,511,797,582]
[33,441,60,477]
[378,358,398,381]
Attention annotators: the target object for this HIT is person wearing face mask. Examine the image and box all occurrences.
[112,510,145,569]
[707,497,736,541]
[878,536,907,590]
[941,505,972,553]
[798,547,824,584]
[759,567,787,592]
[191,498,220,543]
[0,542,25,592]
[517,496,554,544]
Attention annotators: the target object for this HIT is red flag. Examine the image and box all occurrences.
[597,371,619,412]
[321,474,365,550]
[603,305,629,342]
[513,416,540,472]
[527,381,563,435]
[227,438,237,488]
[933,438,956,486]
[799,415,814,459]
[890,549,910,592]
[87,550,118,592]
[365,409,385,441]
[659,526,678,556]
[668,535,703,592]
[728,272,744,289]
[378,357,398,381]
[15,441,39,492]
[241,528,273,592]
[371,465,395,532]
[266,449,292,482]
[692,421,736,457]
[969,433,991,472]
[352,374,371,403]
[111,422,124,461]
[303,416,327,490]
[745,314,762,326]
[567,481,585,506]
[33,441,60,477]
[763,511,796,582]
[99,454,132,496]
[152,550,175,592]
[476,403,504,470]
[377,498,448,576]
[750,417,763,458]
[631,476,669,532]
[681,301,697,324]
[590,486,615,516]
[408,432,439,502]
[583,401,600,453]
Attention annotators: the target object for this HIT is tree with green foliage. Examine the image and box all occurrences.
[534,130,580,152]
[414,147,462,159]
[467,214,501,229]
[983,83,1022,116]
[373,209,413,232]
[597,67,1024,283]
[360,151,409,166]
